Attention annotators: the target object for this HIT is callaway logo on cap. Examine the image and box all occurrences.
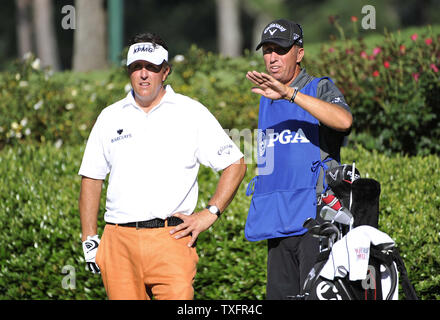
[126,42,168,66]
[256,19,304,50]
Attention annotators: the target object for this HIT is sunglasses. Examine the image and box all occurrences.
[262,45,293,56]
[128,61,163,73]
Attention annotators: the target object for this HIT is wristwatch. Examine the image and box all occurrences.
[289,87,299,103]
[206,204,221,217]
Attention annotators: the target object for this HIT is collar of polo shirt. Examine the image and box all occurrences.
[126,42,168,66]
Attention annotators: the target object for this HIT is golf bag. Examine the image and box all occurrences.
[296,164,418,300]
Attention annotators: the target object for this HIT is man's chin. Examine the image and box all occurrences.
[269,72,283,82]
[134,89,151,98]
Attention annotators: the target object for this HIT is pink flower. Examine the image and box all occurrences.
[430,64,439,73]
[360,51,368,59]
[351,16,358,22]
[425,38,433,45]
[411,33,418,41]
[372,70,380,77]
[328,47,335,53]
[372,47,381,56]
[345,49,354,55]
[412,72,420,82]
[383,61,390,69]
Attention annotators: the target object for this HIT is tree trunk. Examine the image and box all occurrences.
[32,0,61,70]
[73,0,107,72]
[241,0,278,51]
[252,12,272,51]
[216,0,242,57]
[16,0,33,58]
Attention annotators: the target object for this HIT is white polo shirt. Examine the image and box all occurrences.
[78,85,243,224]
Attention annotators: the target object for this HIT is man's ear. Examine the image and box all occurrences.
[296,47,305,64]
[162,65,171,82]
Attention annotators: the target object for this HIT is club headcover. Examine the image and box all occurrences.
[350,178,381,228]
[325,164,361,208]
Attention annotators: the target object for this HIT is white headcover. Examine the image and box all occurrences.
[126,42,168,66]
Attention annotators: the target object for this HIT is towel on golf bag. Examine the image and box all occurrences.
[299,226,418,300]
[320,225,395,281]
[299,246,399,300]
[319,226,398,299]
[298,164,419,300]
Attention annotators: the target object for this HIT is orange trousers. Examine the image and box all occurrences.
[95,224,199,300]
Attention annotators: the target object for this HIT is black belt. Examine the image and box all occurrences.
[108,217,183,229]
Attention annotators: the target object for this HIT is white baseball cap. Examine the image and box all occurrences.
[126,42,168,66]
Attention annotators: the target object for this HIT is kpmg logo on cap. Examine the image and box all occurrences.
[133,43,155,54]
[264,23,287,36]
[126,42,168,66]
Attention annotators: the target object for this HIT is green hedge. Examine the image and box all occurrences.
[0,143,438,299]
[0,54,129,149]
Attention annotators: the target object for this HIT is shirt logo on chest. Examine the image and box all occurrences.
[111,128,132,143]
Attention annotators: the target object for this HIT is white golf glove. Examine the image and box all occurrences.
[82,235,100,274]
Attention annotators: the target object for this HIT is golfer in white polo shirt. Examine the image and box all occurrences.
[78,32,246,300]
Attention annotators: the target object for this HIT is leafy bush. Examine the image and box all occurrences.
[0,53,129,149]
[169,45,263,130]
[311,26,440,155]
[0,143,438,300]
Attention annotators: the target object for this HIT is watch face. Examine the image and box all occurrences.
[207,205,220,215]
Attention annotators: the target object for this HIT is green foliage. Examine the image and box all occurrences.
[0,53,129,149]
[0,143,438,299]
[0,144,106,299]
[193,165,267,300]
[311,25,440,155]
[170,45,263,130]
